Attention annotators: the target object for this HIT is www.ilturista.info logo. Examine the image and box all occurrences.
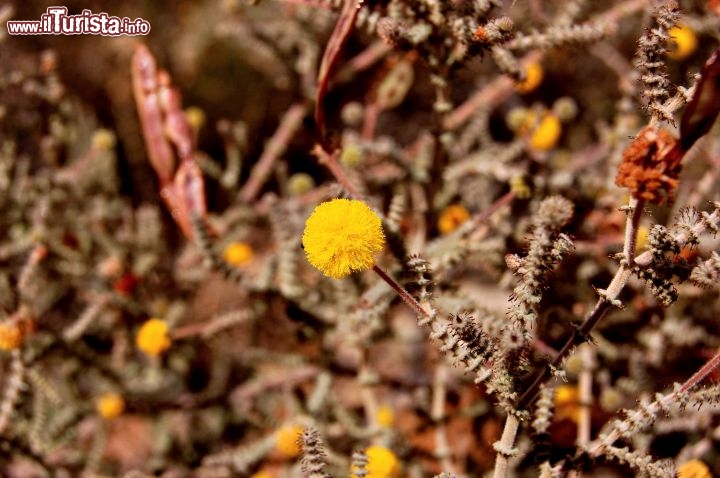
[7,7,151,36]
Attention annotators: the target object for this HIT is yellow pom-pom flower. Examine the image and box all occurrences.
[302,199,385,279]
[667,25,698,61]
[555,385,581,423]
[677,459,711,478]
[250,471,273,478]
[515,62,544,94]
[0,322,24,351]
[274,424,304,458]
[96,392,125,420]
[223,241,254,267]
[136,318,172,357]
[375,405,395,428]
[528,113,562,152]
[438,204,470,235]
[91,129,117,151]
[359,445,400,478]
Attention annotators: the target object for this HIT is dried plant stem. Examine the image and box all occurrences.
[519,201,720,410]
[588,346,720,459]
[576,344,595,448]
[492,413,520,478]
[313,145,365,200]
[239,103,307,203]
[372,265,428,319]
[431,364,455,473]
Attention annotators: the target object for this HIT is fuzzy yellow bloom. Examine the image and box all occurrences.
[667,25,698,61]
[355,445,400,478]
[136,318,172,357]
[438,204,470,235]
[274,424,304,457]
[555,385,581,423]
[302,199,385,279]
[250,471,273,478]
[0,322,24,351]
[96,392,125,419]
[528,113,562,152]
[223,241,254,267]
[91,129,117,151]
[677,459,711,478]
[516,62,544,94]
[184,106,206,131]
[375,405,395,427]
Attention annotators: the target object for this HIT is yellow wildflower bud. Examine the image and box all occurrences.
[223,241,254,267]
[375,405,395,428]
[275,424,304,458]
[340,144,363,167]
[506,107,529,132]
[136,318,171,357]
[438,204,470,235]
[288,173,316,195]
[677,459,711,478]
[91,129,117,151]
[515,62,544,94]
[361,445,400,478]
[554,385,580,423]
[529,113,562,152]
[96,392,125,420]
[0,322,24,351]
[510,175,531,199]
[184,106,206,131]
[667,25,698,61]
[302,199,385,279]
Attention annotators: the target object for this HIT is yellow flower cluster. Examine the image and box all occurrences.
[136,318,172,357]
[222,241,254,267]
[515,62,544,94]
[302,199,385,279]
[667,25,697,61]
[0,322,24,351]
[96,392,125,420]
[438,204,470,235]
[351,445,400,478]
[677,459,711,478]
[274,424,304,458]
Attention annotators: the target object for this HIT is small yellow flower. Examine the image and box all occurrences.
[91,129,117,151]
[667,25,698,61]
[136,318,172,357]
[555,385,580,423]
[288,173,316,195]
[375,405,395,428]
[223,241,254,267]
[677,459,711,478]
[340,144,363,167]
[510,175,531,199]
[516,62,544,94]
[184,106,206,131]
[275,424,304,458]
[96,392,125,420]
[438,204,470,235]
[250,471,273,478]
[358,445,400,478]
[302,199,385,279]
[528,112,562,152]
[0,322,24,351]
